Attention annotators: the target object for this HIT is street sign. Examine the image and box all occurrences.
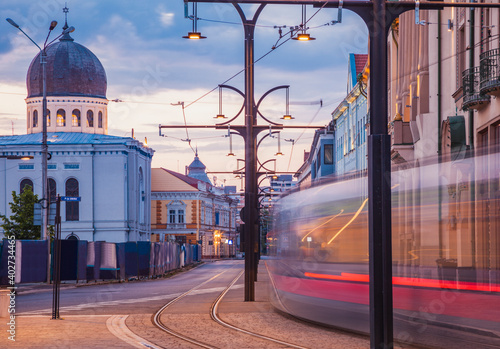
[61,196,81,202]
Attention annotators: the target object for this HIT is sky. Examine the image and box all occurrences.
[0,0,368,189]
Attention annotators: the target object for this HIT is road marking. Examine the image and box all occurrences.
[106,315,162,349]
[18,284,244,315]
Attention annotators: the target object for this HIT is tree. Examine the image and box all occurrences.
[0,185,41,239]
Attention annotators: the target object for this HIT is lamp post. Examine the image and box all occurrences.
[7,18,75,281]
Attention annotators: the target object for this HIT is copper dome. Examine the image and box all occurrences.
[26,32,107,99]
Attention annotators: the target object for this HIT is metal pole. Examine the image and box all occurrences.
[51,195,61,319]
[41,49,50,283]
[230,3,265,301]
[243,16,257,301]
[368,0,393,347]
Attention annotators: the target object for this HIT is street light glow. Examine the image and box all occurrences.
[293,33,316,41]
[183,32,206,39]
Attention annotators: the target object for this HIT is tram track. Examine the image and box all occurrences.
[150,262,309,349]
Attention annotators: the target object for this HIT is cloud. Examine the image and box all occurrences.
[0,0,369,179]
[159,12,174,27]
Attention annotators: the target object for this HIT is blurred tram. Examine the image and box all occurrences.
[267,150,500,348]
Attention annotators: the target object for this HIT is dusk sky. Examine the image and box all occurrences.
[1,0,368,188]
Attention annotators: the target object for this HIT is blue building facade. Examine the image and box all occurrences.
[301,54,368,186]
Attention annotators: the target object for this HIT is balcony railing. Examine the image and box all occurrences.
[167,223,186,230]
[480,48,500,95]
[462,66,490,110]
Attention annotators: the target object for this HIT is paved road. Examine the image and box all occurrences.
[2,260,378,348]
[17,260,240,316]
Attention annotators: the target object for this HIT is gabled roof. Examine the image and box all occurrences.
[354,54,368,76]
[348,53,368,91]
[161,168,203,190]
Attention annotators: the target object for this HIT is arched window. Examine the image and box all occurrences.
[98,111,103,128]
[27,111,30,128]
[72,109,81,127]
[65,178,79,221]
[87,110,94,127]
[47,109,51,127]
[33,110,38,127]
[20,179,34,194]
[48,178,57,204]
[56,109,66,127]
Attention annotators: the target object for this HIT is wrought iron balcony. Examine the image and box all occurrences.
[480,48,500,95]
[462,66,490,110]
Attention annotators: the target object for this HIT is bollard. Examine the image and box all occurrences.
[0,288,11,318]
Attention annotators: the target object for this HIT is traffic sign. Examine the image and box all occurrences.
[61,196,81,202]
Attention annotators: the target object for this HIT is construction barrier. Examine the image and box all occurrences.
[0,240,201,285]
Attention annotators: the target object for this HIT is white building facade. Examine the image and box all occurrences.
[0,21,153,242]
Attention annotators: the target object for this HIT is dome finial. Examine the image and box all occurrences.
[195,146,198,157]
[60,4,74,42]
[63,3,69,30]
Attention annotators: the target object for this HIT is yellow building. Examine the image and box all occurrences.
[151,153,238,258]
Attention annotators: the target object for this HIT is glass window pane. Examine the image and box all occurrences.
[56,109,66,127]
[72,109,81,127]
[65,178,79,221]
[20,179,33,194]
[87,110,94,127]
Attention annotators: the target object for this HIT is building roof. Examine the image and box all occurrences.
[0,132,133,146]
[161,168,204,190]
[27,26,107,99]
[348,53,368,91]
[187,151,212,185]
[354,54,368,76]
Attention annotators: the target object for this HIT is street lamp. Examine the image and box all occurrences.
[183,2,207,39]
[291,5,316,41]
[0,155,34,160]
[6,19,74,246]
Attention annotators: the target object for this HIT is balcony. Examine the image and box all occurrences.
[480,48,500,96]
[167,223,186,230]
[462,66,490,110]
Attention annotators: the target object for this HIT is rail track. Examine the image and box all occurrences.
[150,262,309,349]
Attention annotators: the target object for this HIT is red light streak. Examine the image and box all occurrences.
[304,272,500,293]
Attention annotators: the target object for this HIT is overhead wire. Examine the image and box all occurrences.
[184,3,331,109]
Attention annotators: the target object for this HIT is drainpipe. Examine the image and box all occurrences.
[92,145,96,241]
[469,1,475,148]
[468,2,476,268]
[126,148,130,242]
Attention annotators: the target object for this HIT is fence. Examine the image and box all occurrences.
[0,239,201,285]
